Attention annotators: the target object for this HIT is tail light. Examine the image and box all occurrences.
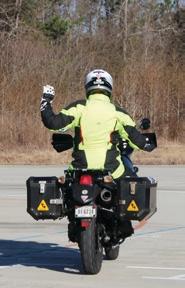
[81,220,91,228]
[79,175,93,185]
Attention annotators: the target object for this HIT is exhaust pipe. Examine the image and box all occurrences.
[100,189,112,203]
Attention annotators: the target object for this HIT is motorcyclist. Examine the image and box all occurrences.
[40,69,155,238]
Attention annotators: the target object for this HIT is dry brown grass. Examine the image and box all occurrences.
[133,139,185,165]
[0,32,184,152]
[0,22,184,157]
[0,148,71,165]
[0,139,184,165]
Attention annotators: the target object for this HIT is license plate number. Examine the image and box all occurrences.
[75,206,96,218]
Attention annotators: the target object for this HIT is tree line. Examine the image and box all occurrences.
[0,0,184,150]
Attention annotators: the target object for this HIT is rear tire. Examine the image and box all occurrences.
[80,219,103,274]
[105,245,120,260]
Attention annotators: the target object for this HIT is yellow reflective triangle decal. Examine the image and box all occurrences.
[37,200,49,211]
[127,200,139,212]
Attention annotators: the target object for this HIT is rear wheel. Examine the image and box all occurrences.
[105,245,120,260]
[80,219,103,274]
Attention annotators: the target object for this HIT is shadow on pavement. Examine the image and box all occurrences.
[0,239,83,274]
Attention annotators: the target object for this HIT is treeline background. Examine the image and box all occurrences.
[0,0,185,152]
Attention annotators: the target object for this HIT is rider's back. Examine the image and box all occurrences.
[72,93,122,172]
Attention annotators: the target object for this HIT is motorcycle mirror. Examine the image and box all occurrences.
[139,118,151,130]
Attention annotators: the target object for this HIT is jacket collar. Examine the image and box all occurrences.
[88,93,110,103]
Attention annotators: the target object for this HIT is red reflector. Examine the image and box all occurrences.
[81,220,91,228]
[79,175,93,185]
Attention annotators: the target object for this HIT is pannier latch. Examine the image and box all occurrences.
[130,182,137,195]
[39,181,46,194]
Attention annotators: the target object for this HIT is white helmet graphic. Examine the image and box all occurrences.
[85,69,113,97]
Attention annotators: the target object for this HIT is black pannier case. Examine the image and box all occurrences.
[27,176,63,220]
[122,177,157,221]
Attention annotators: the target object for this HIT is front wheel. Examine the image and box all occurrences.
[80,219,103,274]
[105,245,120,260]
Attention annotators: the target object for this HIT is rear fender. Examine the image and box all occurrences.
[71,183,101,204]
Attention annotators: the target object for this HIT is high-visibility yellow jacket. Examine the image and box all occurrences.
[41,93,146,179]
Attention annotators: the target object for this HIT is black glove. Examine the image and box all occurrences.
[40,85,55,111]
[143,142,156,152]
[118,139,134,155]
[140,118,150,130]
[142,132,157,152]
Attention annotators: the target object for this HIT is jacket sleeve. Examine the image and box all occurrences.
[41,99,86,131]
[115,106,147,150]
[124,126,146,149]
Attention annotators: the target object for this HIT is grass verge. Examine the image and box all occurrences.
[0,139,184,165]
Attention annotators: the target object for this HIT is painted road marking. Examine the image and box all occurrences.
[127,266,185,271]
[133,225,185,238]
[127,266,185,282]
[143,274,185,281]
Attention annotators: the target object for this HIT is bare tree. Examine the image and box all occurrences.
[15,0,22,29]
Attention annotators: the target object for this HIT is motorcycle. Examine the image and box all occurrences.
[26,118,157,274]
[63,169,122,274]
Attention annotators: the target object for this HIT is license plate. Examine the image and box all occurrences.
[75,206,96,218]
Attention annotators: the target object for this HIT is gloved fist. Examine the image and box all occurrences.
[40,85,55,111]
[42,85,55,101]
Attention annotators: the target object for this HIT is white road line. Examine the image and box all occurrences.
[127,266,185,271]
[143,274,185,281]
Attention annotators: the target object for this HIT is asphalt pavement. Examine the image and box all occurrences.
[0,165,185,288]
